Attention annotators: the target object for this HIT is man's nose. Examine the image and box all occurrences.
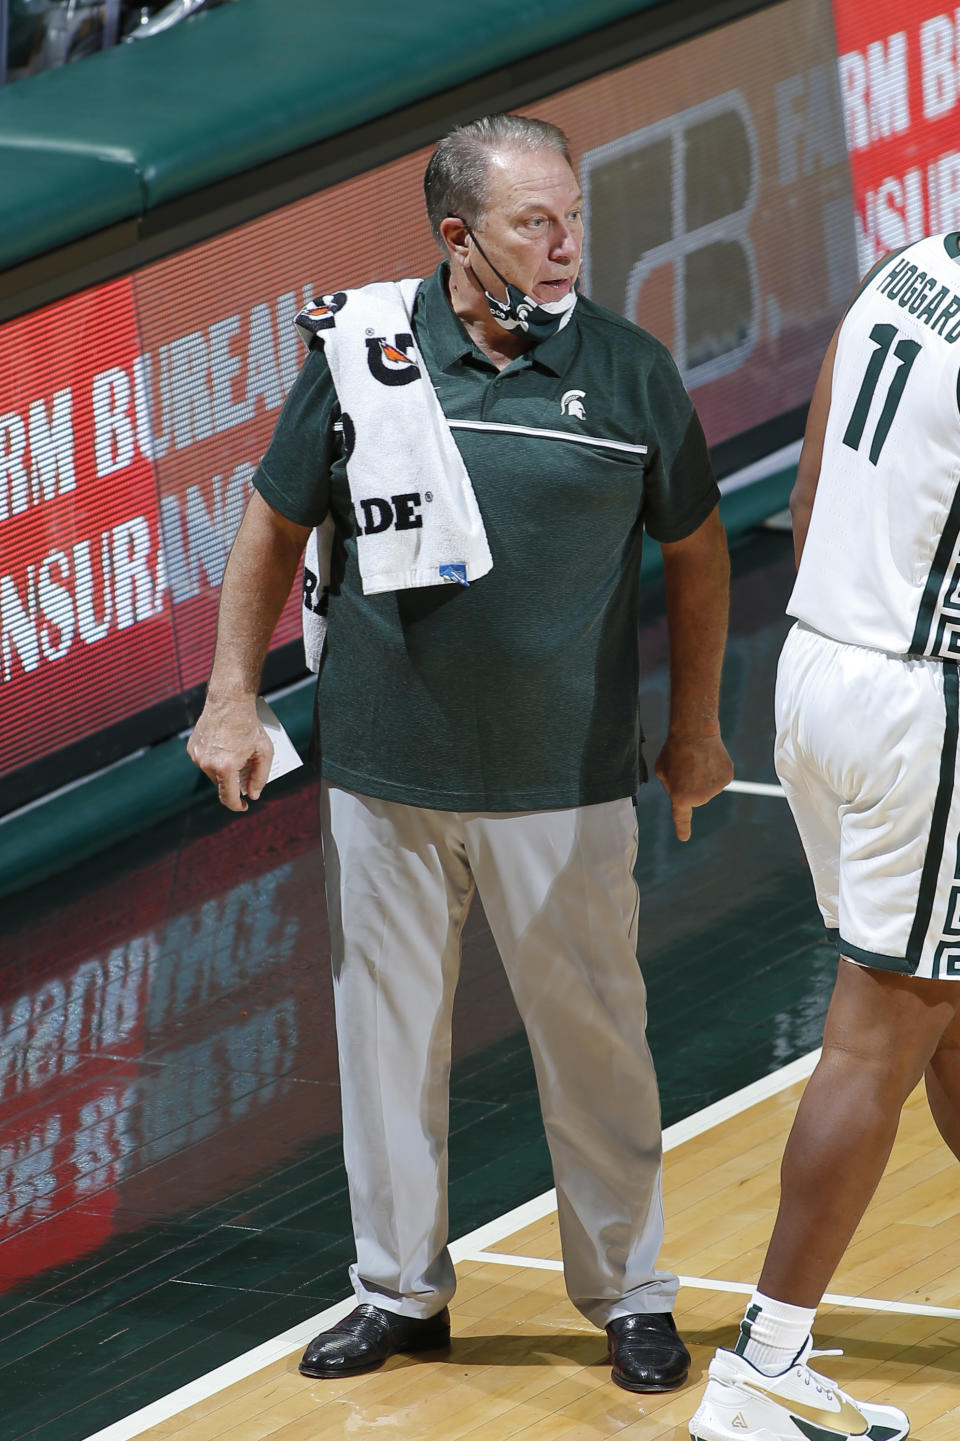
[552,223,581,261]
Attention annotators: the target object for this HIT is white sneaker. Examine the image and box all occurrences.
[688,1337,909,1440]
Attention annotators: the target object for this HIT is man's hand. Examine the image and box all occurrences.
[185,492,310,812]
[187,694,274,813]
[655,730,734,842]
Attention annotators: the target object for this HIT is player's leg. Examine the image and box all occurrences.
[924,998,960,1159]
[690,965,957,1441]
[759,961,960,1307]
[300,784,473,1376]
[758,628,960,1308]
[691,628,935,1440]
[465,799,687,1390]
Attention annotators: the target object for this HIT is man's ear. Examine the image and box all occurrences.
[439,215,471,264]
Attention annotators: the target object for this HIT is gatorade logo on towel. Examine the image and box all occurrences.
[366,333,421,386]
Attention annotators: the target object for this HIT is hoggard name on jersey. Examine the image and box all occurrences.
[877,255,960,340]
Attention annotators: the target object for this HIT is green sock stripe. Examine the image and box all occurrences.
[734,1302,762,1357]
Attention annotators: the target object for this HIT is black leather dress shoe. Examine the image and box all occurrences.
[605,1311,690,1392]
[299,1303,451,1378]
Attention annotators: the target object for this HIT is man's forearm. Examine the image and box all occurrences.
[206,491,311,700]
[188,492,312,811]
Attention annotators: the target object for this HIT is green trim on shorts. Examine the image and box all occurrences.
[837,939,915,974]
[910,496,960,653]
[906,664,959,967]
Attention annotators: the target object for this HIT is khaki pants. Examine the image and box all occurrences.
[320,782,676,1328]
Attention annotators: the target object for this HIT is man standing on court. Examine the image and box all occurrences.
[189,113,732,1393]
[690,235,960,1441]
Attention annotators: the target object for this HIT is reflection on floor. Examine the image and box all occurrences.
[0,529,833,1441]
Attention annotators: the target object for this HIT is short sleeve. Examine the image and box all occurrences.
[641,346,719,543]
[253,346,339,526]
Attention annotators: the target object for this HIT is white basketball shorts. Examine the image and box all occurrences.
[775,621,960,980]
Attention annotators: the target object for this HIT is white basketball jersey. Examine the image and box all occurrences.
[788,233,960,658]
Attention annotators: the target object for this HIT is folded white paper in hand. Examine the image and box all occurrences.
[256,696,303,784]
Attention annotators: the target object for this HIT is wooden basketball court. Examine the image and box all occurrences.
[85,1052,960,1441]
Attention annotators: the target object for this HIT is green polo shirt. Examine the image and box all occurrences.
[254,264,718,811]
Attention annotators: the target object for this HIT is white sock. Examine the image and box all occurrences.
[733,1290,817,1376]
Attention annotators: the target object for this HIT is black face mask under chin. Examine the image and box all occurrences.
[460,222,578,342]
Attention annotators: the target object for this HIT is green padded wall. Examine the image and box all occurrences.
[0,0,669,271]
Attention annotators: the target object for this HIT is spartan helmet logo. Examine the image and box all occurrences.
[560,388,586,420]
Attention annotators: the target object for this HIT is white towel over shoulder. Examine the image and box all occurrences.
[295,278,493,671]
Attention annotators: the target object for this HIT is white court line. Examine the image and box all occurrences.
[724,779,785,798]
[79,1052,822,1441]
[454,1254,960,1322]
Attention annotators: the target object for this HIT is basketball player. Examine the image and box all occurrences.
[690,235,960,1441]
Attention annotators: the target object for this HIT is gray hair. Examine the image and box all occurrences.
[423,113,574,248]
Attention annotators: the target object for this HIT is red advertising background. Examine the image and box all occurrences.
[832,0,960,267]
[0,281,181,774]
[3,0,911,800]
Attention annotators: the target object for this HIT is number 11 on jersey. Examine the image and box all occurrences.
[842,323,922,466]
